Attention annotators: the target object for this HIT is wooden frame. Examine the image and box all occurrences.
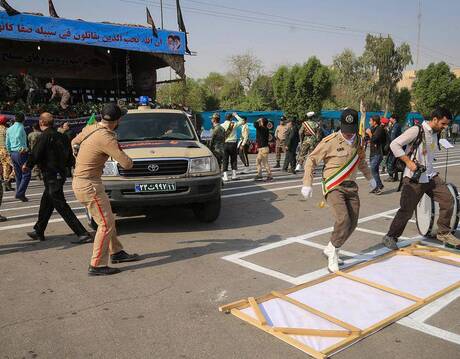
[219,243,460,359]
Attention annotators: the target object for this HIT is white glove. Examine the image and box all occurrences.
[301,186,313,199]
[369,178,377,190]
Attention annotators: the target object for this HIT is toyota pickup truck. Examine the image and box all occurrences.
[86,107,221,227]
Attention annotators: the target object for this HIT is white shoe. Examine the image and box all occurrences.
[323,242,340,272]
[222,172,229,182]
[295,164,302,172]
[322,242,344,264]
[231,170,238,180]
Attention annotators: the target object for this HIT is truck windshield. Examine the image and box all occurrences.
[116,113,196,142]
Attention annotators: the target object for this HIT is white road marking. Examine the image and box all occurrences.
[0,215,86,231]
[355,227,410,240]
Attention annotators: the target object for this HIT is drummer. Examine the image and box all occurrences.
[382,108,460,249]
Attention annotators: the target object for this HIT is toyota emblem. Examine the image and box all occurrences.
[147,164,160,172]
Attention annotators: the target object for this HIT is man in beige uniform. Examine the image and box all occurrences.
[274,117,289,168]
[46,82,71,110]
[301,109,376,272]
[72,104,140,276]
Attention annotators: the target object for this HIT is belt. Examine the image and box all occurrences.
[340,181,357,187]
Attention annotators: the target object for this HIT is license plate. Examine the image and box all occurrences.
[135,183,176,193]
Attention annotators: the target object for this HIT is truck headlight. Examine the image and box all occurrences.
[189,156,217,173]
[102,161,119,176]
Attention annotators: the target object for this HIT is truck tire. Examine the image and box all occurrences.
[193,198,221,223]
[85,208,98,230]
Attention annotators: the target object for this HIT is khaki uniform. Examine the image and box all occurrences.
[303,132,371,247]
[0,125,15,181]
[274,124,288,162]
[50,85,71,110]
[71,124,133,267]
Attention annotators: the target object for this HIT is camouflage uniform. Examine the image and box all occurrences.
[28,130,42,179]
[296,120,320,166]
[0,124,15,182]
[5,74,22,101]
[23,74,39,106]
[210,124,225,170]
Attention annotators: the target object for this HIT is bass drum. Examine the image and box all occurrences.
[416,183,460,237]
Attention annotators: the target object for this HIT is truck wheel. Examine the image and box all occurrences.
[193,198,221,223]
[85,208,98,230]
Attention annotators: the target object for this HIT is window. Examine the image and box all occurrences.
[116,113,196,142]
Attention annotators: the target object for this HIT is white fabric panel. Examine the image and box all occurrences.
[240,299,344,351]
[352,255,460,298]
[235,252,460,355]
[288,277,415,329]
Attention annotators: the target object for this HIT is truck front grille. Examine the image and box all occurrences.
[118,159,188,177]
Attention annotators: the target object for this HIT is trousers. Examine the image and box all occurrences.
[10,151,31,198]
[256,147,272,176]
[34,175,88,236]
[387,176,453,238]
[0,147,14,181]
[223,142,238,171]
[283,150,296,171]
[238,143,249,167]
[326,182,360,248]
[73,178,123,267]
[275,140,285,162]
[369,154,383,188]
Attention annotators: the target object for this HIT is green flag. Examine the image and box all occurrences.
[86,113,96,126]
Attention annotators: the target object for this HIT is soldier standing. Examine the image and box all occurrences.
[72,104,141,276]
[274,116,289,168]
[210,113,225,171]
[0,115,14,191]
[301,109,376,272]
[296,111,320,172]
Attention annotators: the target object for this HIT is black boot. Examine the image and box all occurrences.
[4,180,13,191]
[88,266,121,276]
[274,161,280,168]
[71,233,93,244]
[27,230,45,241]
[111,250,141,264]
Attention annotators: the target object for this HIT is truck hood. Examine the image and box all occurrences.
[118,140,212,159]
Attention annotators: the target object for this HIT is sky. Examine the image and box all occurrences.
[10,0,460,80]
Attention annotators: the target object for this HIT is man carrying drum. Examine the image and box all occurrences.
[382,108,460,250]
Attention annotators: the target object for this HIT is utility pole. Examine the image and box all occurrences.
[160,0,164,29]
[416,0,422,70]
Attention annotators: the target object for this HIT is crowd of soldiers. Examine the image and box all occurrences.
[207,111,324,181]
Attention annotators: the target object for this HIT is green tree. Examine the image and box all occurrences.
[412,62,460,117]
[362,34,412,113]
[332,49,374,108]
[156,79,206,112]
[220,79,245,109]
[392,87,412,121]
[227,52,263,92]
[295,56,332,117]
[242,75,277,111]
[272,65,290,110]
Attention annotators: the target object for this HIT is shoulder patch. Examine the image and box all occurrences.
[323,132,337,143]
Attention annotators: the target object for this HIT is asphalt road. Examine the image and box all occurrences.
[1,150,460,359]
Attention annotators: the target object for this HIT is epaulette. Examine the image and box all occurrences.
[322,132,338,143]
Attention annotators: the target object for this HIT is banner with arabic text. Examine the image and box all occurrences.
[0,11,185,55]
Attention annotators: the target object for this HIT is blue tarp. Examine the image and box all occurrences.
[0,11,185,55]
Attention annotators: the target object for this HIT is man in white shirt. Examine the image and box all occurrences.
[221,112,245,181]
[382,108,460,249]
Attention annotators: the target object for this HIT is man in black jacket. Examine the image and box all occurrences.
[22,113,91,243]
[253,117,273,181]
[366,115,386,195]
[283,119,299,174]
